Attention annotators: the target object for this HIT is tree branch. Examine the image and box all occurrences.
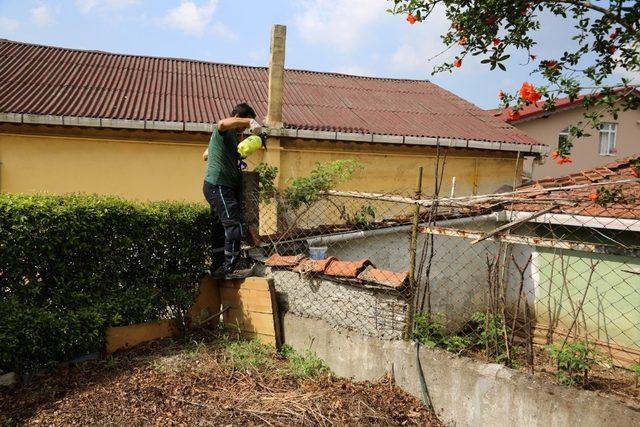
[537,0,636,33]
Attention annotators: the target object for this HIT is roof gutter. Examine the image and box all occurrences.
[306,214,497,246]
[0,112,548,155]
[504,210,640,232]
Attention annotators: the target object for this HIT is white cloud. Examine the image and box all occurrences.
[335,65,373,77]
[615,67,640,84]
[211,21,237,41]
[389,6,454,74]
[294,0,387,52]
[613,46,640,84]
[388,7,575,78]
[30,4,54,27]
[0,17,21,34]
[247,49,267,66]
[76,0,99,13]
[75,0,138,14]
[391,44,429,71]
[162,0,219,36]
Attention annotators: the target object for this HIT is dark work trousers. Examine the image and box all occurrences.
[203,181,243,271]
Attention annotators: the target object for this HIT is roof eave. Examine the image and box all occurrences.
[0,113,548,155]
[505,209,640,231]
[501,88,640,124]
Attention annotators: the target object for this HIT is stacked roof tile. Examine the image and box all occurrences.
[509,154,640,219]
[265,254,408,290]
[0,39,541,145]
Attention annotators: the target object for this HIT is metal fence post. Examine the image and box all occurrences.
[404,166,423,339]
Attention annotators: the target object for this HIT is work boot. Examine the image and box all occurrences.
[224,258,256,279]
[209,266,226,279]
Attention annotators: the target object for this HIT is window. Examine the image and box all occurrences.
[557,127,570,148]
[599,123,617,155]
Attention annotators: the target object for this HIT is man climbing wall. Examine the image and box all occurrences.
[202,102,262,279]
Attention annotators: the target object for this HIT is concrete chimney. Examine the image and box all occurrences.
[266,24,286,129]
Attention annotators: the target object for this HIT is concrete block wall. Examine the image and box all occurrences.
[283,314,640,427]
[269,269,406,339]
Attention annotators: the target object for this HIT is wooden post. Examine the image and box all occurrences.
[404,166,423,339]
[263,24,286,233]
[242,171,260,245]
[266,24,286,129]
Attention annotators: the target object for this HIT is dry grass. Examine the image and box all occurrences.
[0,334,442,426]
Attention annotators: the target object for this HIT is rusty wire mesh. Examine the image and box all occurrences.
[411,199,640,402]
[247,189,417,340]
[242,172,640,402]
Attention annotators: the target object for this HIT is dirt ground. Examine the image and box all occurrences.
[0,335,442,426]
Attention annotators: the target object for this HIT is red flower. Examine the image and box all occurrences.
[485,16,496,26]
[498,90,506,99]
[530,54,537,61]
[519,82,542,104]
[550,150,559,160]
[493,37,501,46]
[406,13,417,24]
[453,57,462,68]
[458,37,467,45]
[557,156,572,165]
[589,192,598,202]
[508,109,521,121]
[610,29,620,40]
[544,60,558,69]
[609,45,618,54]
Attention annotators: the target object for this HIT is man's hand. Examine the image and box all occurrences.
[202,148,208,161]
[249,119,262,135]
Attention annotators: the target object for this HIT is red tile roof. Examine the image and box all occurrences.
[324,259,371,278]
[264,254,408,289]
[358,266,408,290]
[293,257,336,273]
[509,154,640,219]
[0,39,540,145]
[265,254,306,267]
[489,89,640,124]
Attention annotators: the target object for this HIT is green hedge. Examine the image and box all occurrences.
[0,193,210,374]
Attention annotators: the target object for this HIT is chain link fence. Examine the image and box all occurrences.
[243,165,640,403]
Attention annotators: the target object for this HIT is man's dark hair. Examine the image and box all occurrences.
[231,102,256,119]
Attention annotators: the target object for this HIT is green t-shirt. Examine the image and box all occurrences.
[204,127,242,189]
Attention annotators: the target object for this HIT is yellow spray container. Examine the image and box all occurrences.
[237,135,263,158]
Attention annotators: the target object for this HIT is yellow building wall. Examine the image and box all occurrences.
[261,139,523,196]
[515,106,640,179]
[0,124,524,203]
[0,124,208,202]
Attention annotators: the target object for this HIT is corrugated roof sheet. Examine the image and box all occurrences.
[0,39,540,145]
[510,154,640,219]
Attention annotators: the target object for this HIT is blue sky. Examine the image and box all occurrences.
[0,0,605,109]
